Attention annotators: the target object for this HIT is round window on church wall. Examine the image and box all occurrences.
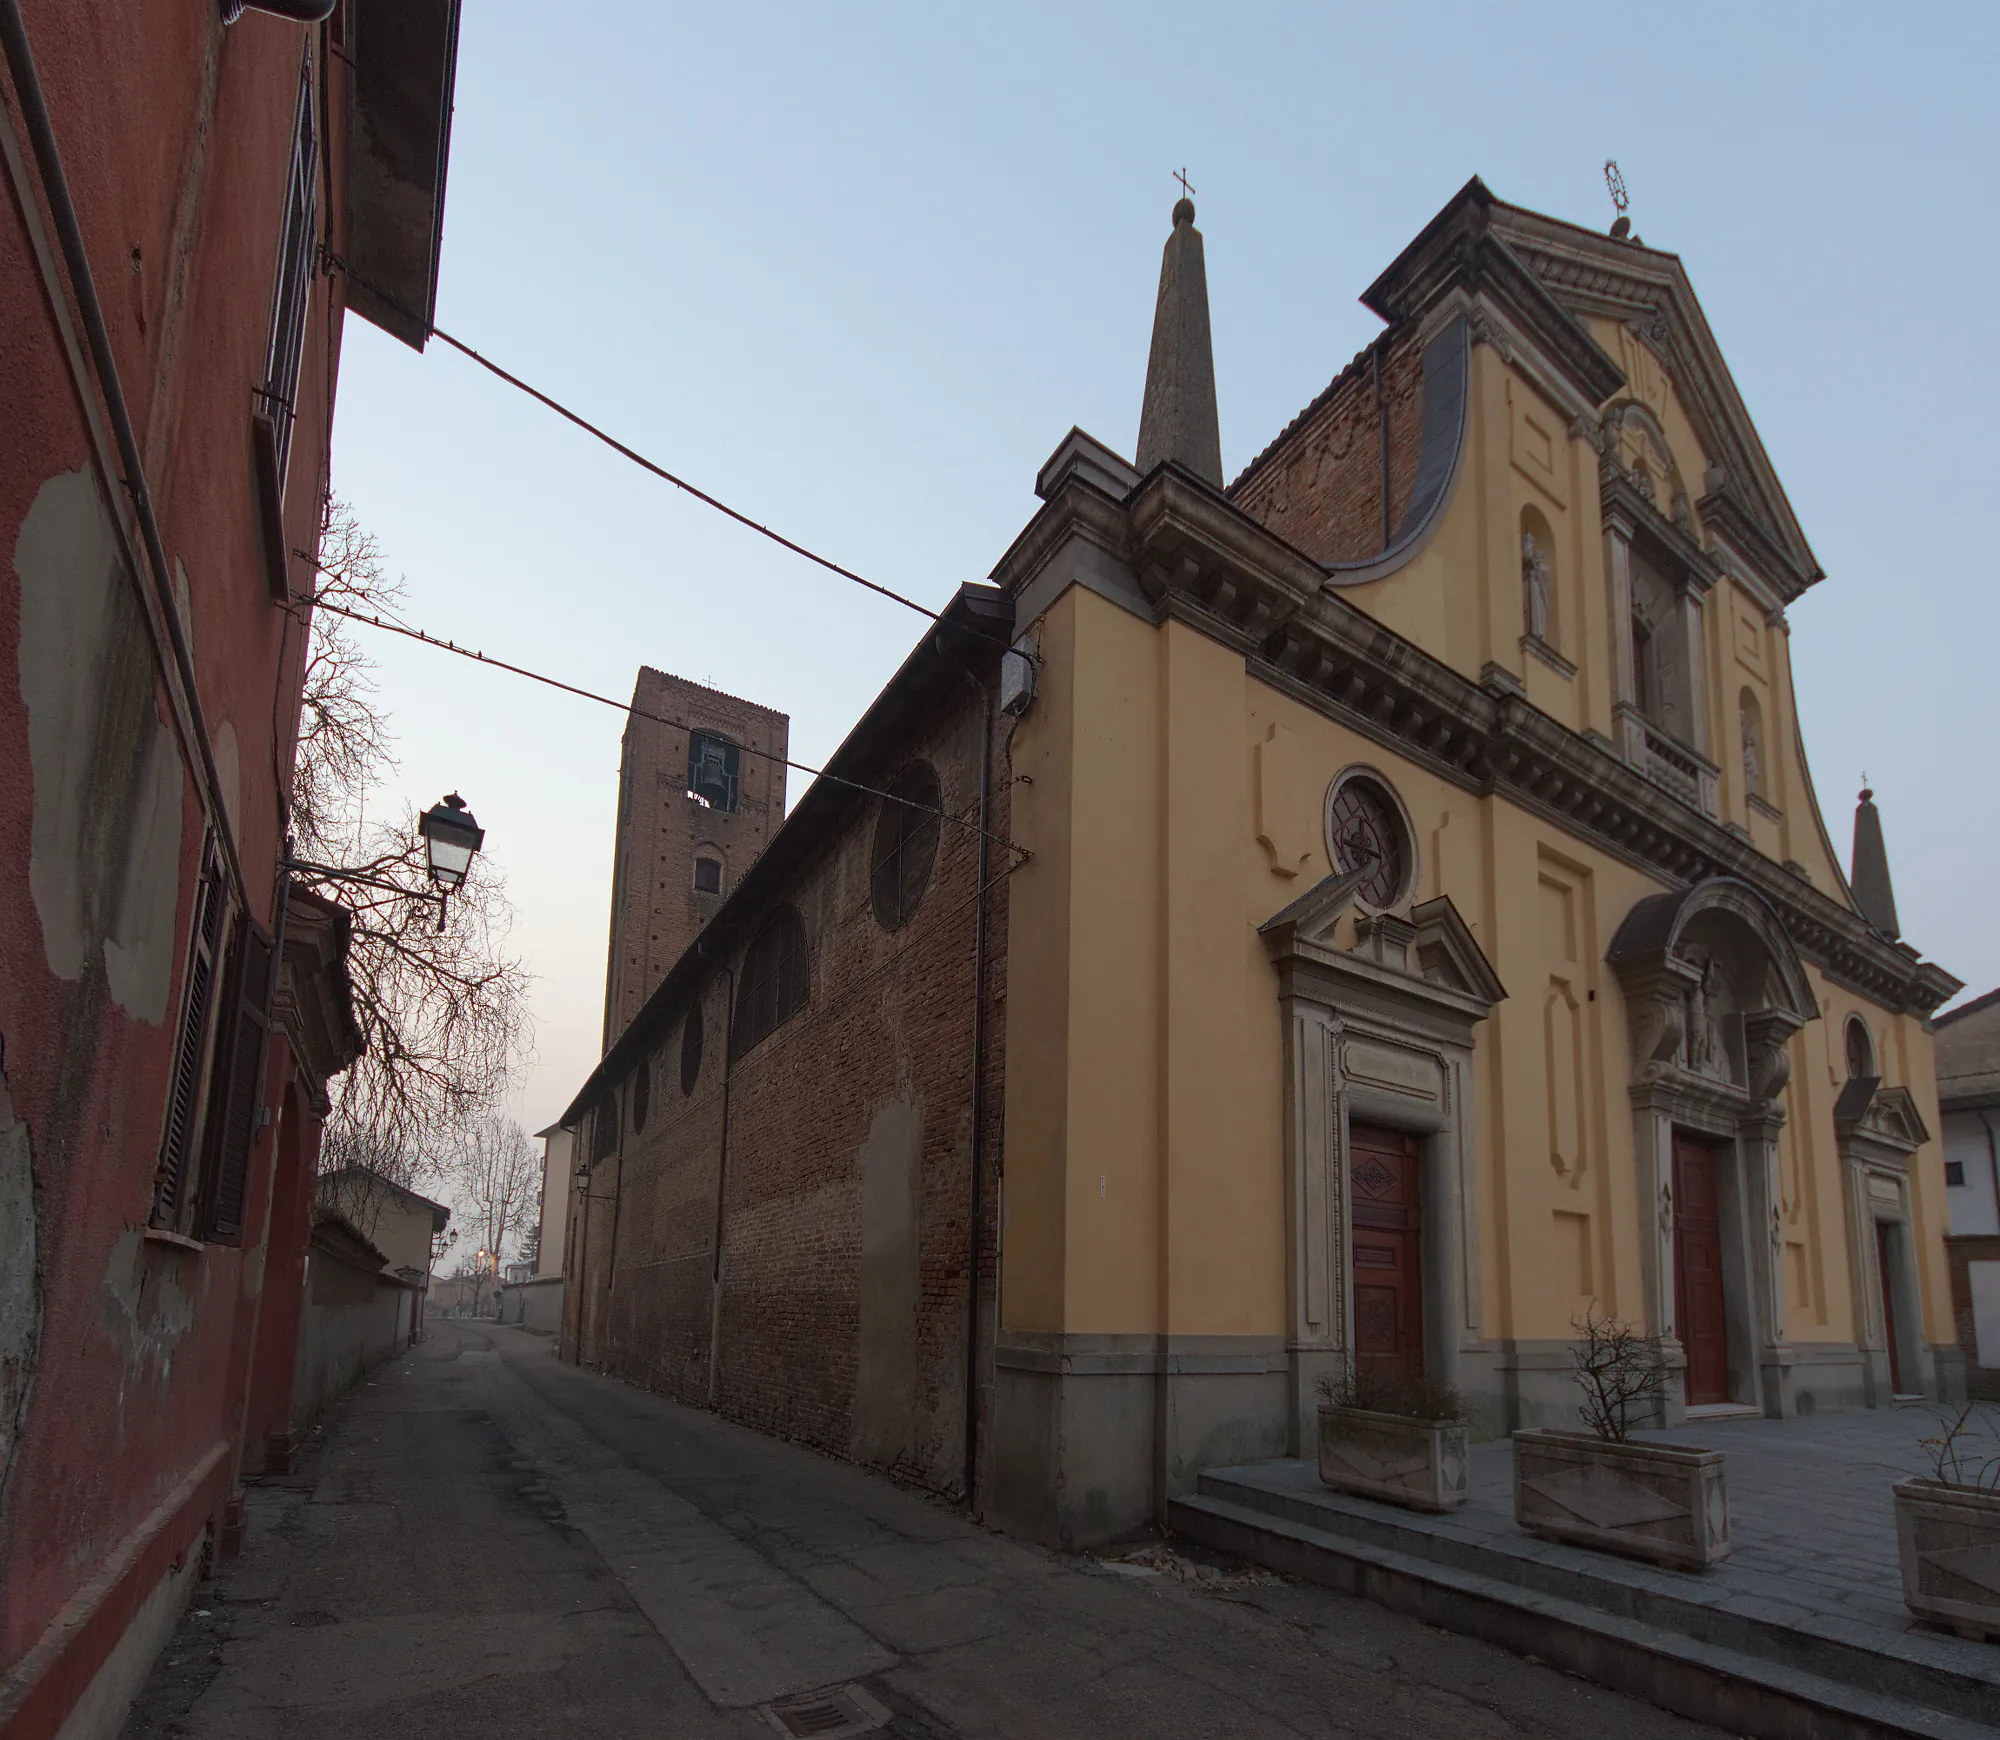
[1324,770,1414,910]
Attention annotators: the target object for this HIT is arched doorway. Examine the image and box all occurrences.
[1609,877,1817,1421]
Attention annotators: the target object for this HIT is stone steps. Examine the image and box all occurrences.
[1170,1470,2000,1740]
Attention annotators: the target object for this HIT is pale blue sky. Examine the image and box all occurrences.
[331,1,2000,1140]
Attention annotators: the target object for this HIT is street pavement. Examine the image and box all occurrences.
[121,1321,1731,1738]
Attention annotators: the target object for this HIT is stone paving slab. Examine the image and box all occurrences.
[1193,1405,2000,1717]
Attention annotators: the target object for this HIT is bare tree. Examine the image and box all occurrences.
[454,1113,541,1312]
[1569,1308,1668,1442]
[291,500,533,1188]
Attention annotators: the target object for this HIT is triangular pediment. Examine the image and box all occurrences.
[1833,1079,1932,1153]
[1409,896,1507,1008]
[1484,200,1821,600]
[1259,866,1371,953]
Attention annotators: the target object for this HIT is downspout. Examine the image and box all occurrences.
[0,0,248,904]
[963,678,995,1507]
[1981,1109,2000,1238]
[702,950,738,1406]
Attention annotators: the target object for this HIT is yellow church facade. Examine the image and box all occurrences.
[983,180,1960,1538]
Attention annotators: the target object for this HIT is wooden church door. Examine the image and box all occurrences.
[1673,1135,1730,1406]
[1349,1124,1424,1379]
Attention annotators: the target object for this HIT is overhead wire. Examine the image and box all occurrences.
[291,583,1029,864]
[316,246,1025,666]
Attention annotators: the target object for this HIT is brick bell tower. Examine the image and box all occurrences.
[601,669,789,1050]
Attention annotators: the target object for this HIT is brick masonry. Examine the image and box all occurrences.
[570,674,1008,1500]
[601,670,789,1048]
[1232,326,1428,563]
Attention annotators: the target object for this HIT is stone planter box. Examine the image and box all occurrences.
[1317,1404,1468,1513]
[1894,1477,2000,1640]
[1512,1428,1729,1570]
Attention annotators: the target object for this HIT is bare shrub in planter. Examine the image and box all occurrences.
[1513,1310,1730,1570]
[1896,1402,2000,1639]
[1314,1367,1469,1513]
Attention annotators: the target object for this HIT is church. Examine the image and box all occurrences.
[558,176,1961,1547]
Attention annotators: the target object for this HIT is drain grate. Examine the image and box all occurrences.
[761,1683,890,1738]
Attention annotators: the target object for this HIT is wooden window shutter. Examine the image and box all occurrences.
[153,839,227,1225]
[199,915,278,1246]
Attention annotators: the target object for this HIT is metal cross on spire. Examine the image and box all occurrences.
[1174,166,1196,201]
[1604,159,1629,215]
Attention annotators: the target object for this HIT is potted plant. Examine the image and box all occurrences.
[1315,1365,1470,1513]
[1895,1402,2000,1640]
[1512,1309,1731,1570]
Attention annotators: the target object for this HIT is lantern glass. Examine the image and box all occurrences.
[419,793,484,891]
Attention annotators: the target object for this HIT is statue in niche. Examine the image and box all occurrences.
[1682,952,1726,1079]
[1741,704,1762,798]
[1522,532,1553,643]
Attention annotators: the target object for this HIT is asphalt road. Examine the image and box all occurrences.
[121,1321,1730,1738]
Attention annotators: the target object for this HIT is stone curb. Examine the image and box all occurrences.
[1169,1491,1987,1740]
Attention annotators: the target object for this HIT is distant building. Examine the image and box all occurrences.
[1937,990,2000,1398]
[290,1168,448,1438]
[1939,991,2000,1234]
[601,670,788,1047]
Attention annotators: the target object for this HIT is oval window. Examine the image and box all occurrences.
[681,1000,704,1096]
[1325,771,1414,909]
[870,761,942,931]
[631,1058,651,1133]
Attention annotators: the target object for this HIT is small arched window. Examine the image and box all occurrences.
[693,855,724,895]
[631,1058,651,1133]
[680,999,704,1096]
[1845,1015,1875,1082]
[871,761,942,931]
[731,907,809,1060]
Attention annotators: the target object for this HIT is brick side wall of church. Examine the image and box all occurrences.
[580,680,1007,1499]
[1235,326,1428,564]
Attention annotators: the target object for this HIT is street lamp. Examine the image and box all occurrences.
[285,791,486,933]
[418,792,484,928]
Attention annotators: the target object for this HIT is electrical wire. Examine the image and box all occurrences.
[293,587,1028,863]
[317,246,1021,658]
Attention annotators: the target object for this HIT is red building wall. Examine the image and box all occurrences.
[0,5,364,1733]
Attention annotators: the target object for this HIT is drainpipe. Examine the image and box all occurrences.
[963,677,995,1507]
[701,949,738,1406]
[1981,1110,2000,1239]
[0,0,247,906]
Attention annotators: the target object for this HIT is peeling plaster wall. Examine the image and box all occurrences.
[14,470,152,986]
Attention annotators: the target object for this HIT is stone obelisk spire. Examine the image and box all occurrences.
[1134,196,1223,489]
[1850,781,1902,940]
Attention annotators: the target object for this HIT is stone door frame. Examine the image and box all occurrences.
[1610,877,1817,1424]
[1836,1080,1934,1404]
[1262,875,1505,1455]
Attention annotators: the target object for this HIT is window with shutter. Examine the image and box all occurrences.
[199,917,278,1245]
[153,837,229,1227]
[256,49,318,495]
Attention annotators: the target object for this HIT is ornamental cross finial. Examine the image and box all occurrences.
[1604,159,1629,215]
[1174,166,1196,201]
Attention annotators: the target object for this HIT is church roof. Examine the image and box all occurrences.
[1229,177,1823,603]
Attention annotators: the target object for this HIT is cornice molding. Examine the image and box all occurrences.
[995,468,1959,1017]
